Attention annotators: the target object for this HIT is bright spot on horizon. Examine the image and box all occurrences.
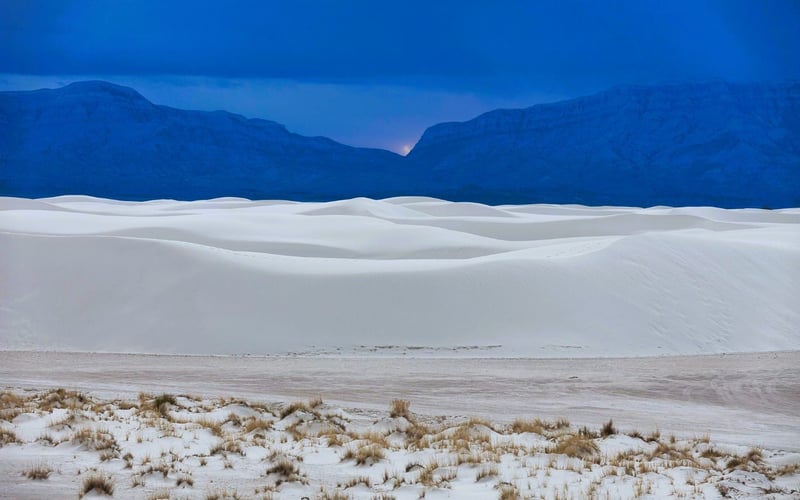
[401,144,412,155]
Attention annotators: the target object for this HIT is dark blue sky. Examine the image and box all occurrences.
[2,0,799,152]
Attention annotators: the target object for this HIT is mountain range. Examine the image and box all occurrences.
[1,80,798,207]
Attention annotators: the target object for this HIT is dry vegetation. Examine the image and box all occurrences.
[79,471,114,497]
[0,388,797,499]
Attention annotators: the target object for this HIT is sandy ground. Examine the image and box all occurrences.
[1,350,797,452]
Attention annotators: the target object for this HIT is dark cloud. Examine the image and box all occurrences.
[3,0,799,92]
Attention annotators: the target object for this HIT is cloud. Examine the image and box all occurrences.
[3,0,798,90]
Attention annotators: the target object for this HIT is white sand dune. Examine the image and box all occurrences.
[0,196,798,356]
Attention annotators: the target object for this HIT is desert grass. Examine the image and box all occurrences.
[547,434,599,459]
[600,418,617,437]
[71,426,118,453]
[389,399,411,419]
[0,426,19,446]
[0,389,798,498]
[279,396,323,419]
[79,471,114,497]
[22,460,52,480]
[497,483,520,500]
[342,443,386,465]
[243,417,273,433]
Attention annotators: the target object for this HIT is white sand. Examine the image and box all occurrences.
[1,196,798,356]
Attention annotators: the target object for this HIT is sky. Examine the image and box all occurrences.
[2,0,799,153]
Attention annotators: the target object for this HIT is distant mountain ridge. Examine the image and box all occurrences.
[0,81,405,200]
[1,80,798,207]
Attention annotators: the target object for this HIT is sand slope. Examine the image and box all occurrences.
[1,196,798,356]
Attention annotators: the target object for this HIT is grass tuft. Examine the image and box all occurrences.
[389,399,411,419]
[79,472,114,497]
[23,461,52,480]
[548,434,600,458]
[600,419,617,437]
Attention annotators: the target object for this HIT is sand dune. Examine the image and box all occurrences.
[0,196,798,356]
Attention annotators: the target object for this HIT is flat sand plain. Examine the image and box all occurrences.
[1,350,797,451]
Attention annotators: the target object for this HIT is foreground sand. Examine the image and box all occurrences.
[2,196,799,356]
[2,350,798,446]
[1,379,798,499]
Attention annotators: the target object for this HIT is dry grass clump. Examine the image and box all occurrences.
[280,401,309,419]
[547,433,599,459]
[456,451,484,466]
[497,484,520,500]
[417,458,457,487]
[319,428,350,447]
[209,437,244,456]
[23,460,52,480]
[0,390,24,409]
[176,473,194,487]
[389,399,411,419]
[40,388,90,411]
[37,431,58,446]
[358,431,389,448]
[647,441,691,461]
[204,487,244,500]
[79,472,114,497]
[318,490,351,500]
[745,447,763,464]
[355,444,387,465]
[0,427,19,447]
[0,391,25,421]
[340,475,371,488]
[600,419,617,437]
[509,417,569,436]
[145,489,172,500]
[444,421,492,452]
[195,416,224,436]
[138,393,177,417]
[404,421,434,450]
[140,460,174,478]
[278,396,323,419]
[700,446,722,460]
[723,449,764,472]
[243,417,273,433]
[775,463,800,476]
[475,463,499,481]
[71,427,118,453]
[265,458,304,484]
[342,444,386,465]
